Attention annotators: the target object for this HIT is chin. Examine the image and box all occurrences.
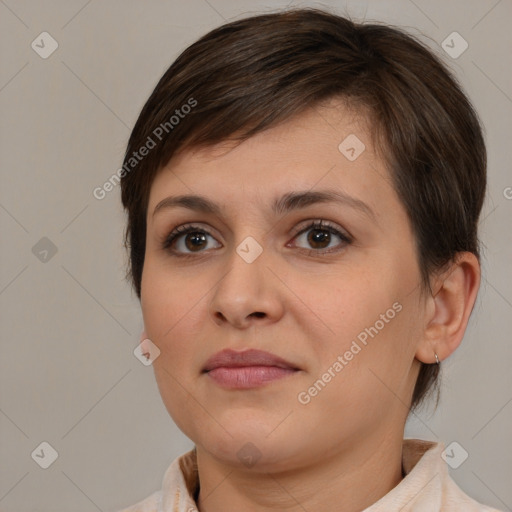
[193,426,309,473]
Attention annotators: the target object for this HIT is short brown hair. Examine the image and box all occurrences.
[120,7,486,411]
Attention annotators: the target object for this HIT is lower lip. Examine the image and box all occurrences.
[206,366,297,389]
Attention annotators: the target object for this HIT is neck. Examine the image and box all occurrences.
[195,432,404,512]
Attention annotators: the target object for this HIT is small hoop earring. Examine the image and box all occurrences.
[434,352,440,365]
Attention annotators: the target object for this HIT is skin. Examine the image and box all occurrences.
[140,98,480,512]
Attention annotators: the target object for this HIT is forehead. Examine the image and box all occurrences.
[161,100,369,165]
[179,98,371,161]
[147,100,392,217]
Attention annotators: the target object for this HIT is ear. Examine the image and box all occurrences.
[140,329,148,342]
[415,252,480,364]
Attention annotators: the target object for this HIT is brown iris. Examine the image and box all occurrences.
[307,228,331,249]
[185,232,208,252]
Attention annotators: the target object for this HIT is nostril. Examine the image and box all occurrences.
[251,312,266,318]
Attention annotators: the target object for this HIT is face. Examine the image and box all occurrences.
[141,99,426,472]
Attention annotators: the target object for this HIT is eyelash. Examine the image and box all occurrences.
[161,220,352,258]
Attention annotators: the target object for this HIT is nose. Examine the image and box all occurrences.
[208,244,285,329]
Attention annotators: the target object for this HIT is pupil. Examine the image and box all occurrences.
[185,232,207,251]
[308,229,330,248]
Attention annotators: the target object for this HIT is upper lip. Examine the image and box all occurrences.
[203,349,299,372]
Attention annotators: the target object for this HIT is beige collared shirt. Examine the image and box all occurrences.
[116,439,502,512]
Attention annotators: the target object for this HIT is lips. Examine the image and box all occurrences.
[203,349,299,372]
[202,349,300,389]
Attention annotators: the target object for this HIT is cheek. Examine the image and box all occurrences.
[296,268,403,350]
[141,261,203,369]
[141,262,207,429]
[142,256,198,332]
[294,259,420,396]
[295,302,417,434]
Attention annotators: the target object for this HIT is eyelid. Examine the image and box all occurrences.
[291,219,352,241]
[161,223,218,250]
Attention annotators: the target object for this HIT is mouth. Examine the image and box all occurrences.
[202,349,301,389]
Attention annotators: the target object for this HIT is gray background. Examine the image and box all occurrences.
[0,0,511,511]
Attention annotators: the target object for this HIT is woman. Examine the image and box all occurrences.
[117,8,500,511]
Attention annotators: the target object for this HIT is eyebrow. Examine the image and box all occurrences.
[152,189,376,221]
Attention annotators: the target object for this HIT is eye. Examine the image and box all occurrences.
[162,224,221,256]
[162,220,351,258]
[290,220,351,254]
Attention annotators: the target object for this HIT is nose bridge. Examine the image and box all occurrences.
[208,236,282,327]
[215,238,266,305]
